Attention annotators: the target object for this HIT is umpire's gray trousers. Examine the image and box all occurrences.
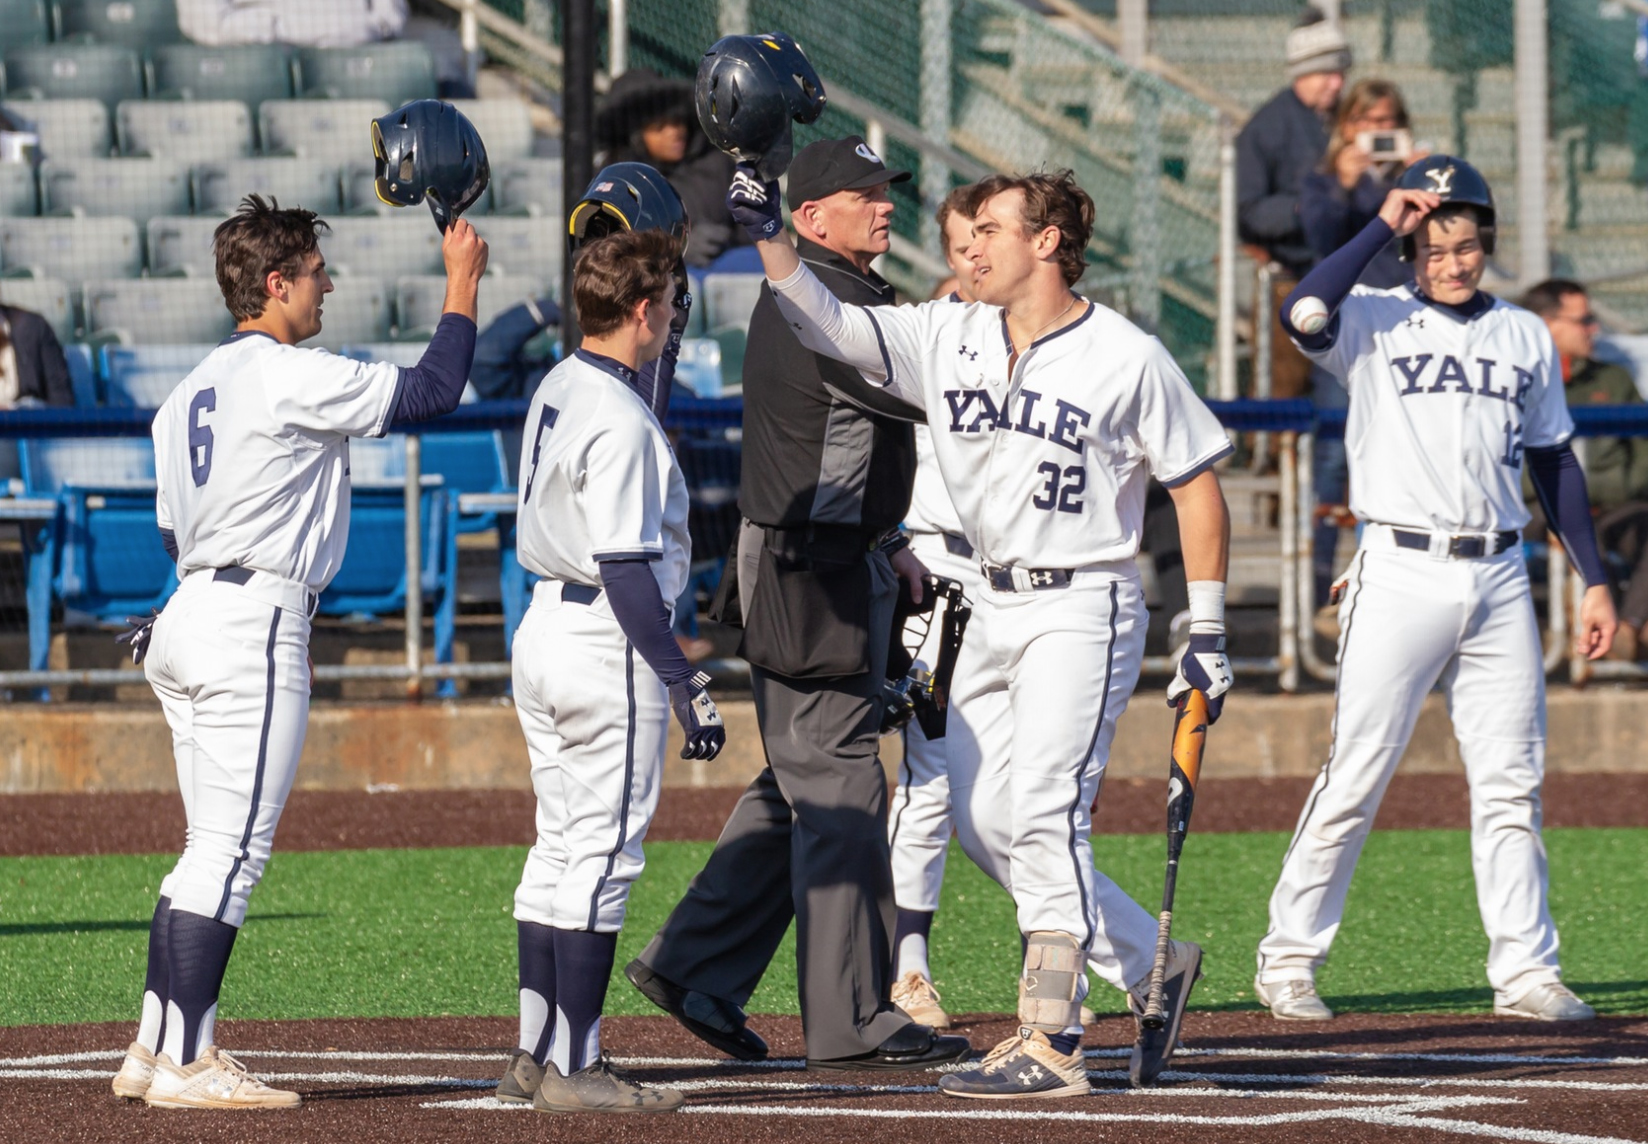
[635,522,911,1060]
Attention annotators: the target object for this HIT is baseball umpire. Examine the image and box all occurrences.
[624,27,968,1076]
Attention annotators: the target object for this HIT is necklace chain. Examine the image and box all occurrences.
[1014,293,1079,350]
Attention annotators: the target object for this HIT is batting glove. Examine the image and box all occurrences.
[116,610,159,665]
[727,164,784,242]
[1167,632,1232,723]
[670,670,726,761]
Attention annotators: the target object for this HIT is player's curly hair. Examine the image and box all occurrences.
[213,195,330,322]
[573,228,682,338]
[964,171,1094,286]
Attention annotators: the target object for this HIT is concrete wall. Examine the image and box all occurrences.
[3,688,1643,794]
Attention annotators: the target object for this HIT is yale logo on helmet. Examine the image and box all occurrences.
[855,142,881,164]
[1426,165,1456,196]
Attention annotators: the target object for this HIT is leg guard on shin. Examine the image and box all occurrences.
[1018,931,1083,1032]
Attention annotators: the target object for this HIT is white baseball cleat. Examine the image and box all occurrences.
[891,971,951,1029]
[1255,976,1334,1021]
[1079,1005,1097,1028]
[1494,982,1596,1021]
[111,1041,157,1099]
[143,1046,301,1109]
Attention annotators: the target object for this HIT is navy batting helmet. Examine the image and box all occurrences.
[694,32,826,180]
[371,99,490,233]
[1396,154,1495,261]
[567,161,688,255]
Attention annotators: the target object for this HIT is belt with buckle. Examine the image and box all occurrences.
[1391,529,1518,559]
[942,532,974,559]
[981,561,1074,592]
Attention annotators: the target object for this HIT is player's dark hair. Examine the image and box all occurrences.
[934,183,974,242]
[213,195,330,322]
[1416,203,1492,253]
[572,227,680,338]
[965,170,1093,286]
[1518,278,1588,318]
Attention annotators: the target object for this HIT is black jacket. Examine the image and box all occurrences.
[1236,87,1332,277]
[0,305,74,407]
[737,239,921,536]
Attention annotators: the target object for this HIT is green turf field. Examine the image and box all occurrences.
[2,828,1645,1027]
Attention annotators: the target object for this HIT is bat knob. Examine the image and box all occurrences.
[1140,1013,1166,1031]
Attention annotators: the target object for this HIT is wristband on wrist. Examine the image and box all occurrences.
[1187,580,1226,633]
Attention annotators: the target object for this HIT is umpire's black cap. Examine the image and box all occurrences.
[785,135,911,210]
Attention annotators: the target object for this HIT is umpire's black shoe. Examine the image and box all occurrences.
[808,1022,973,1072]
[624,958,768,1061]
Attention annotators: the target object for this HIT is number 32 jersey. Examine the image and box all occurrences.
[1301,285,1574,534]
[153,331,402,592]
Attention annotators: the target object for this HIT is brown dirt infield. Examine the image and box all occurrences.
[7,772,1648,856]
[4,1011,1648,1143]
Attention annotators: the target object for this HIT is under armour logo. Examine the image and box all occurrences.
[1425,165,1456,196]
[855,142,881,164]
[1029,570,1056,587]
[1404,314,1425,329]
[1018,1065,1045,1086]
[958,344,978,361]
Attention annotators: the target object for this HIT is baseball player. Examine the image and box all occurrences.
[110,193,488,1108]
[1256,155,1616,1022]
[726,166,1231,1097]
[491,225,723,1115]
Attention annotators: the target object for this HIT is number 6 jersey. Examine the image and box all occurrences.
[1299,284,1574,534]
[152,330,403,592]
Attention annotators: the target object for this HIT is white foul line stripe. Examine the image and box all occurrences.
[1085,1068,1648,1093]
[1098,1046,1648,1068]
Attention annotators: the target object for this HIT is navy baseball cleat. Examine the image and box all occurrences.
[1129,940,1203,1087]
[939,1028,1090,1099]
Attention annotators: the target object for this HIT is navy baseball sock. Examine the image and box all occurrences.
[135,895,172,1053]
[160,909,238,1067]
[550,928,618,1074]
[1047,1031,1082,1055]
[893,908,934,979]
[516,920,557,1065]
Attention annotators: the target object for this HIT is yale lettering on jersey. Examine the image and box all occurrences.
[942,387,1093,454]
[1390,353,1537,410]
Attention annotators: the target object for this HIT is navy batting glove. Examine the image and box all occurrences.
[727,164,784,242]
[670,670,726,761]
[1167,631,1232,722]
[116,610,159,665]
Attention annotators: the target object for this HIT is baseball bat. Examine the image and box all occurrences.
[1140,688,1210,1029]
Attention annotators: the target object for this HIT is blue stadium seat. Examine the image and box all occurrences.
[702,272,765,333]
[675,337,724,397]
[299,275,391,349]
[0,0,48,46]
[0,98,111,158]
[40,156,190,218]
[0,215,141,279]
[488,157,562,217]
[0,276,72,339]
[322,215,443,279]
[145,214,219,276]
[316,483,448,635]
[50,485,178,621]
[55,0,182,48]
[394,273,545,337]
[194,156,341,215]
[294,42,436,106]
[470,216,562,284]
[258,99,390,163]
[101,342,215,407]
[83,278,233,343]
[447,99,534,162]
[63,342,96,405]
[2,44,143,109]
[0,161,35,215]
[19,436,155,490]
[147,44,294,109]
[117,99,252,164]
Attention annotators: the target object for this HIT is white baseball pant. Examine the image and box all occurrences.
[513,580,669,932]
[945,568,1160,993]
[1257,534,1563,1004]
[147,569,313,929]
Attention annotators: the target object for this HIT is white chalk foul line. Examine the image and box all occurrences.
[1098,1046,1648,1068]
[1085,1068,1648,1093]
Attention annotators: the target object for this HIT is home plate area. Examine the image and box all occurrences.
[5,1013,1648,1144]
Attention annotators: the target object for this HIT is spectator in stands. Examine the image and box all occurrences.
[1298,78,1418,614]
[0,303,74,409]
[1522,278,1648,658]
[596,69,750,270]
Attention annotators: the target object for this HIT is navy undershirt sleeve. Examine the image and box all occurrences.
[389,312,478,423]
[159,527,177,562]
[1526,443,1608,588]
[1280,217,1396,350]
[597,558,695,687]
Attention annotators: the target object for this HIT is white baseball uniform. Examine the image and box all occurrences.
[511,349,690,933]
[148,330,402,927]
[767,265,1232,993]
[1258,284,1575,1004]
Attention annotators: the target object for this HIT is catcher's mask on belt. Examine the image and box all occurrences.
[881,575,972,739]
[694,31,826,181]
[371,99,490,233]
